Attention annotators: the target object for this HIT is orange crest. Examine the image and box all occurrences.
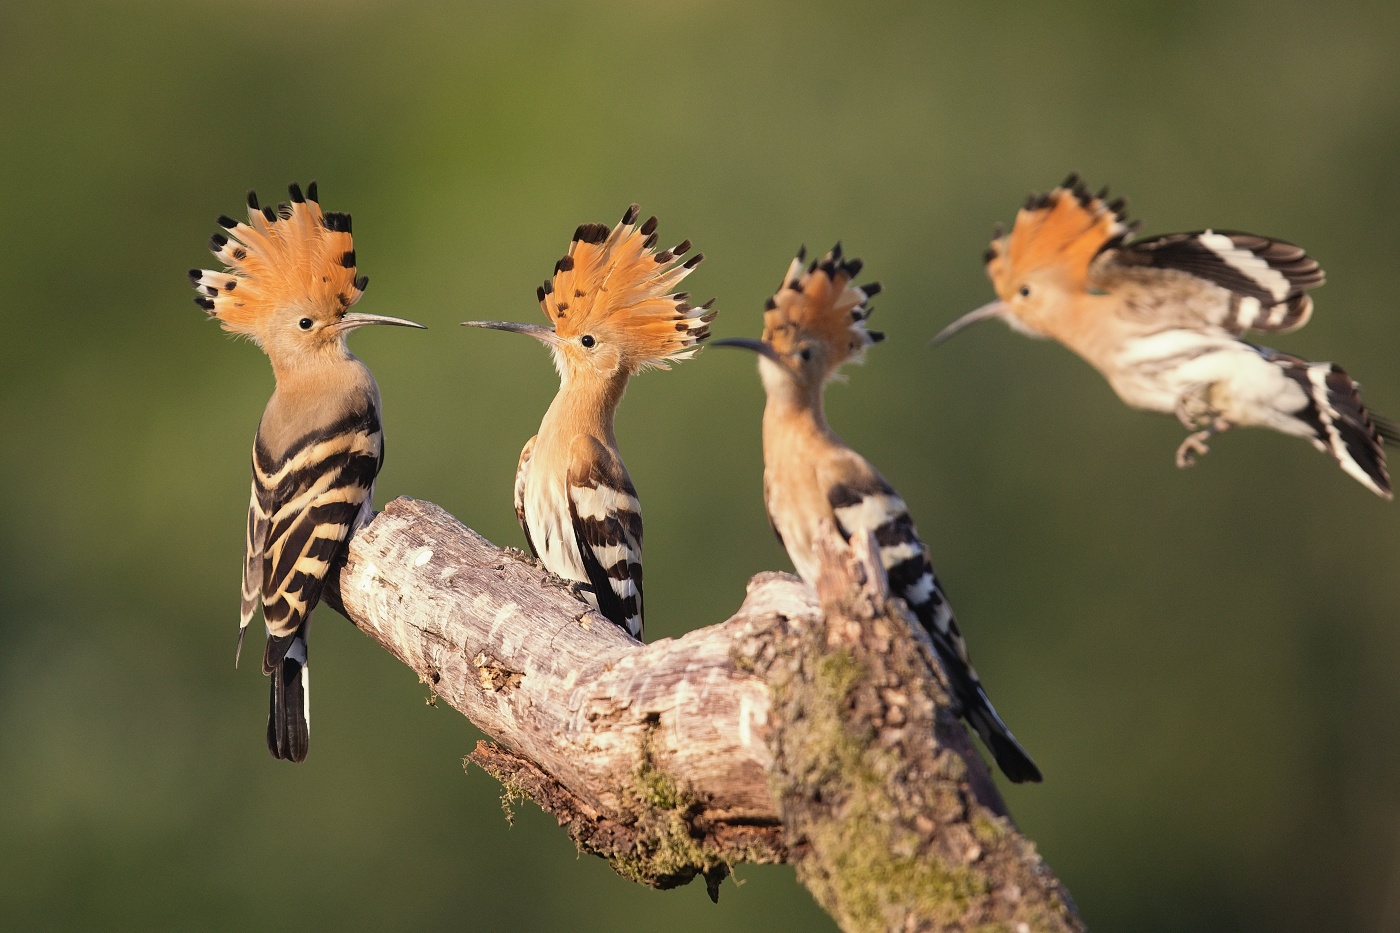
[538,205,715,371]
[763,243,883,372]
[986,173,1135,298]
[190,182,366,337]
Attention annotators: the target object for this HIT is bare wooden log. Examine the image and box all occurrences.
[327,496,1084,931]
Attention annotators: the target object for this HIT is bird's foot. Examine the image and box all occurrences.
[1176,430,1215,468]
[1175,385,1218,431]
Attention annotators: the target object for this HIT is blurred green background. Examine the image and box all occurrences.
[3,1,1399,930]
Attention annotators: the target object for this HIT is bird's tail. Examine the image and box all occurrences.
[1372,413,1400,448]
[264,625,310,763]
[1263,349,1392,499]
[956,678,1043,784]
[883,545,1043,783]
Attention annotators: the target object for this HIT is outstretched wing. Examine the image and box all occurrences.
[566,434,644,639]
[1111,230,1323,335]
[254,405,383,669]
[818,452,1041,783]
[515,435,539,558]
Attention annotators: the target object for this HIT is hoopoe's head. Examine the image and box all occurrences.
[933,174,1135,345]
[191,183,423,371]
[714,244,883,398]
[463,205,715,385]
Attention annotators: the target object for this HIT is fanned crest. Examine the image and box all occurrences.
[537,204,715,371]
[985,173,1135,298]
[190,182,369,340]
[763,243,884,374]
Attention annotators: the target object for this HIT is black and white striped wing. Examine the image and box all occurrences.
[1115,230,1323,335]
[820,465,965,665]
[253,406,383,666]
[1258,347,1392,498]
[820,455,1042,783]
[237,479,267,666]
[514,434,539,558]
[567,434,644,639]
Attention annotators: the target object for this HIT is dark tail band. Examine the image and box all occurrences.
[266,627,309,763]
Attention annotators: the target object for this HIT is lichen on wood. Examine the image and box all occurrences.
[330,497,1083,931]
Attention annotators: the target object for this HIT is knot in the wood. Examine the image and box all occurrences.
[473,652,523,693]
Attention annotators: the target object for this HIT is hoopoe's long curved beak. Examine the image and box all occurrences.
[460,320,562,346]
[710,337,785,365]
[930,300,1010,346]
[339,312,427,331]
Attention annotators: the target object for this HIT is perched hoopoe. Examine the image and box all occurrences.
[935,173,1396,498]
[462,205,715,638]
[715,245,1042,783]
[191,182,424,762]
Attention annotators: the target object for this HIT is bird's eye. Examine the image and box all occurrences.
[298,317,314,331]
[798,347,813,362]
[1018,285,1031,298]
[580,334,596,348]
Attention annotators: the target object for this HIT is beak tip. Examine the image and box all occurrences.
[929,300,1008,348]
[711,337,784,364]
[459,320,560,344]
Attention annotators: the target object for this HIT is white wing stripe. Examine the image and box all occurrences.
[832,493,908,533]
[591,542,637,571]
[904,571,937,606]
[571,483,641,521]
[1198,231,1292,302]
[878,542,923,567]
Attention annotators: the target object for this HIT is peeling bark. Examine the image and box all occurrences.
[326,497,1084,932]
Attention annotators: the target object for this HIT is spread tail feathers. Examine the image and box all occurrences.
[1265,349,1392,499]
[266,627,309,762]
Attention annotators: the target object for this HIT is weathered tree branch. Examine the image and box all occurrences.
[326,496,1084,932]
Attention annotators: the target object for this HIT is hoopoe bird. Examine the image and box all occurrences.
[191,182,424,762]
[714,245,1042,783]
[934,173,1396,498]
[462,205,715,638]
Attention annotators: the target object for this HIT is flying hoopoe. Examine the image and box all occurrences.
[191,182,424,762]
[714,245,1042,783]
[934,173,1395,498]
[462,205,715,639]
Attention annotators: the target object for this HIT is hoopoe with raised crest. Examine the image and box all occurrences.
[462,205,715,639]
[714,245,1042,783]
[191,182,424,762]
[935,174,1395,498]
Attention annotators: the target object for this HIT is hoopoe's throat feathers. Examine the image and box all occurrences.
[538,204,715,372]
[988,172,1135,299]
[191,182,368,339]
[762,243,884,375]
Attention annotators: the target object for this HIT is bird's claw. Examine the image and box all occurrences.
[1175,430,1214,468]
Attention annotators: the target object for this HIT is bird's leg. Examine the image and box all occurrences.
[1174,386,1232,469]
